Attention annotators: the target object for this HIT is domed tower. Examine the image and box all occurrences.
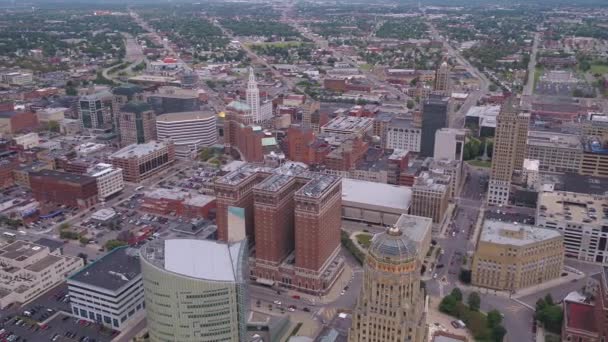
[349,226,427,342]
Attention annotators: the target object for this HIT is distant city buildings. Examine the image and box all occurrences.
[434,60,451,95]
[78,89,114,130]
[349,225,427,342]
[29,170,98,209]
[86,163,124,201]
[117,102,157,147]
[472,220,564,292]
[487,98,530,205]
[140,239,248,342]
[246,67,273,124]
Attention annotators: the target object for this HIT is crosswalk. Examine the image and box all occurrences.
[318,307,338,321]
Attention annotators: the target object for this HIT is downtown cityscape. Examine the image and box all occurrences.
[0,0,608,341]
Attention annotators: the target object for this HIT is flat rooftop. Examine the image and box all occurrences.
[156,110,215,122]
[527,131,582,150]
[0,241,46,260]
[538,191,608,226]
[466,105,501,118]
[394,214,432,243]
[110,140,170,159]
[389,116,416,129]
[29,170,96,185]
[141,239,245,282]
[69,247,141,292]
[481,219,562,246]
[342,178,411,212]
[296,174,341,199]
[322,116,373,132]
[254,173,295,193]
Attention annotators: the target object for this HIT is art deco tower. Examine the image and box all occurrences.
[349,226,427,342]
[434,60,450,95]
[245,67,261,123]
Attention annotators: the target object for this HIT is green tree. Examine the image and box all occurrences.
[439,294,457,315]
[487,310,502,328]
[105,239,128,251]
[450,287,463,301]
[59,222,70,230]
[47,120,60,133]
[468,310,491,340]
[544,294,554,306]
[468,291,481,311]
[406,99,415,109]
[459,269,472,284]
[489,84,498,92]
[79,236,90,245]
[492,325,507,342]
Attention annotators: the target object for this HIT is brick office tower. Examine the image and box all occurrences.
[252,174,299,281]
[294,175,342,292]
[214,167,269,242]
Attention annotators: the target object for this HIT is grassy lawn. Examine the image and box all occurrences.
[467,159,492,168]
[590,64,608,75]
[355,233,373,249]
[359,63,373,71]
[533,66,543,88]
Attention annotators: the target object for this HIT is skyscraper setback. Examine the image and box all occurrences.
[487,97,530,205]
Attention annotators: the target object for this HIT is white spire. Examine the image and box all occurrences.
[246,67,261,122]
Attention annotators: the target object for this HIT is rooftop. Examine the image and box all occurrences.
[537,191,608,226]
[389,116,416,129]
[86,163,119,178]
[413,171,448,192]
[481,220,562,246]
[369,226,418,263]
[565,301,597,334]
[394,214,432,244]
[322,116,373,133]
[29,170,96,185]
[540,173,608,195]
[465,105,501,119]
[110,140,171,159]
[296,174,341,199]
[155,110,215,122]
[69,247,141,292]
[342,178,412,212]
[0,241,47,260]
[141,239,246,282]
[527,131,582,150]
[254,173,295,193]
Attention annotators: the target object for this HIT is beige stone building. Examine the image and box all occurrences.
[526,131,583,173]
[0,240,83,308]
[410,171,449,233]
[487,98,530,205]
[472,220,564,292]
[349,226,427,342]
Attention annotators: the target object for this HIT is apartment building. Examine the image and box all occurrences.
[0,240,83,309]
[537,190,608,264]
[108,140,175,183]
[68,247,144,330]
[87,163,124,201]
[472,220,564,292]
[526,131,583,173]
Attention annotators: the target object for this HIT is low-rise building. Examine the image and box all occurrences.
[537,190,608,264]
[140,188,216,219]
[108,140,175,183]
[341,178,411,225]
[410,171,449,231]
[386,117,421,152]
[29,170,98,209]
[472,220,564,292]
[86,163,124,201]
[68,247,144,330]
[13,133,40,150]
[0,240,83,309]
[580,138,608,178]
[320,116,373,139]
[392,214,432,259]
[526,131,583,173]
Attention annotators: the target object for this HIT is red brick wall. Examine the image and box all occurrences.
[10,111,39,133]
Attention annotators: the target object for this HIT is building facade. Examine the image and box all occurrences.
[386,117,421,152]
[78,90,114,130]
[108,141,175,183]
[472,220,564,292]
[87,163,124,201]
[434,61,450,95]
[488,98,530,205]
[349,226,427,342]
[29,170,98,209]
[434,128,466,161]
[117,102,157,147]
[526,131,582,173]
[410,172,449,230]
[68,247,144,330]
[156,111,217,159]
[140,239,248,342]
[420,96,449,157]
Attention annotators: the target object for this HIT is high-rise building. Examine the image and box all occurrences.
[117,102,157,147]
[146,86,201,115]
[349,225,427,342]
[434,60,450,95]
[472,220,564,292]
[487,98,530,205]
[434,128,466,161]
[410,171,449,231]
[386,116,421,152]
[156,111,217,159]
[140,239,248,342]
[420,96,449,157]
[78,90,114,130]
[245,67,273,124]
[108,141,175,183]
[302,100,320,132]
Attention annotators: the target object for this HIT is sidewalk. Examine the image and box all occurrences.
[283,263,354,306]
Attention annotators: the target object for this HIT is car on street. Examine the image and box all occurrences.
[273,300,281,305]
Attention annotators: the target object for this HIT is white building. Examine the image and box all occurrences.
[434,128,466,161]
[341,178,412,225]
[522,159,540,190]
[0,240,83,309]
[156,111,218,159]
[386,117,421,152]
[68,247,144,330]
[245,68,273,124]
[536,190,608,264]
[1,72,33,85]
[87,163,124,201]
[36,107,67,124]
[13,132,40,150]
